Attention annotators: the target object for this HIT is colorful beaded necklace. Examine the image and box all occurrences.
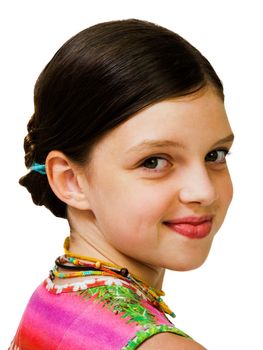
[50,237,176,318]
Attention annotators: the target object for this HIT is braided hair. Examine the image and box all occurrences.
[19,113,66,217]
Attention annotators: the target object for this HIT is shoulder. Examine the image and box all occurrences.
[137,332,207,350]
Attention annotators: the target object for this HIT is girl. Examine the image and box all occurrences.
[10,18,234,349]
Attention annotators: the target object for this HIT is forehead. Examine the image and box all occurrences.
[95,88,232,153]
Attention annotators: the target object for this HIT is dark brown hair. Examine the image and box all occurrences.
[19,18,224,219]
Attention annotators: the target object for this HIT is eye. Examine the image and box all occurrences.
[205,149,230,163]
[141,156,170,171]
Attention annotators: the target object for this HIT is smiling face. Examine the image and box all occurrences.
[81,87,234,271]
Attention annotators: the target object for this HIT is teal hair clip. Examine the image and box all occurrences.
[31,162,46,175]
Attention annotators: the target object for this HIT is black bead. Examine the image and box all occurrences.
[49,270,55,281]
[120,268,129,277]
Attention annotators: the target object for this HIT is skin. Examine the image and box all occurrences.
[46,86,233,349]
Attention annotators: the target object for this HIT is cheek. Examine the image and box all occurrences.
[90,180,171,240]
[220,171,233,207]
[215,171,233,227]
[112,187,170,230]
[124,181,178,224]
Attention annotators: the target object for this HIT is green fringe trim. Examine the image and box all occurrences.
[122,324,192,350]
[78,285,157,327]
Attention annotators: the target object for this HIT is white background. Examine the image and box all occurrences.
[1,1,262,349]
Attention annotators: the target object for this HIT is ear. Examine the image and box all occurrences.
[45,150,91,210]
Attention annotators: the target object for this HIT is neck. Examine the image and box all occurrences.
[67,209,165,290]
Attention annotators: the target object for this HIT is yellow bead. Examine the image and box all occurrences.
[95,261,101,269]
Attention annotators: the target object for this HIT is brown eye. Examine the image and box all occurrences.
[143,157,159,168]
[205,149,229,163]
[142,157,170,171]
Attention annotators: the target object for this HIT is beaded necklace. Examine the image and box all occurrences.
[50,237,176,318]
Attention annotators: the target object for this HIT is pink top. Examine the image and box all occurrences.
[9,275,190,349]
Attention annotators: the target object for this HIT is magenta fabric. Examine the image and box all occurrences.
[9,276,189,349]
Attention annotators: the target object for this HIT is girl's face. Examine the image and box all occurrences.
[83,88,234,271]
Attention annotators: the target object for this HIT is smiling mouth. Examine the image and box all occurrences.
[163,217,213,239]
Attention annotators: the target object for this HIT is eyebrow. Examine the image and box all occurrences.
[126,133,235,154]
[212,133,235,147]
[126,140,185,154]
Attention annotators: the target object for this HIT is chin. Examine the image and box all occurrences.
[165,253,210,272]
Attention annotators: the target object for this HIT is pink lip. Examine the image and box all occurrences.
[164,216,214,239]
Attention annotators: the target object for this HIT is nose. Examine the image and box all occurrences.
[178,163,218,207]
